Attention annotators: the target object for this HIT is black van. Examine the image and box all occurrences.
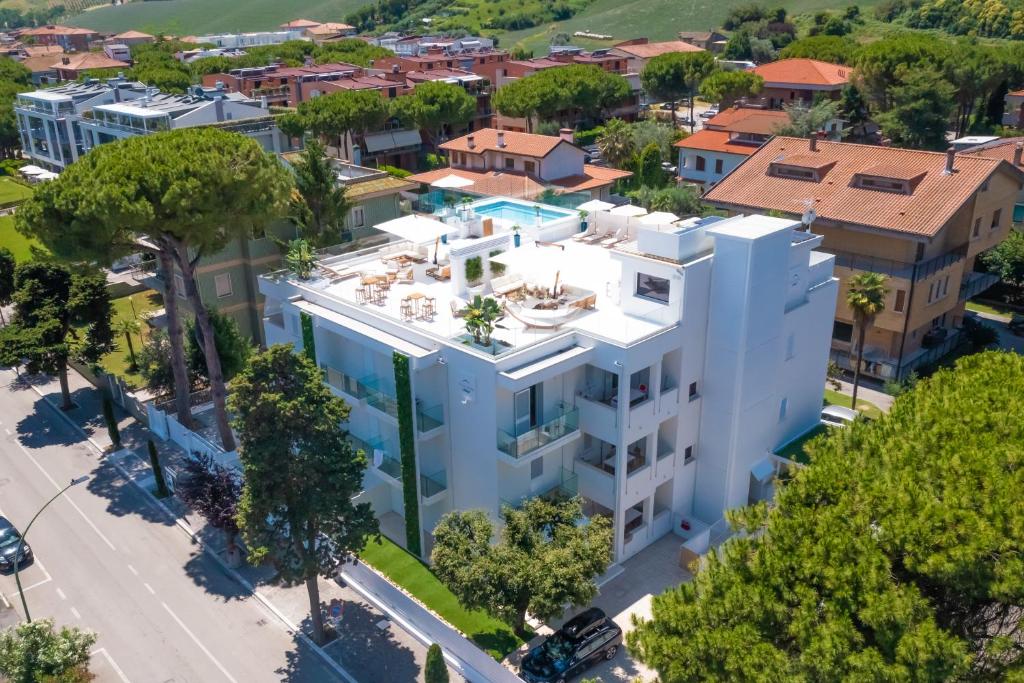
[519,608,622,683]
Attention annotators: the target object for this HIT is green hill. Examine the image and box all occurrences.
[67,0,367,35]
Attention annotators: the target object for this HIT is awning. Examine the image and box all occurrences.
[430,174,475,189]
[374,214,453,244]
[640,211,679,225]
[362,129,422,154]
[576,199,614,212]
[19,165,45,176]
[35,170,58,181]
[609,204,647,217]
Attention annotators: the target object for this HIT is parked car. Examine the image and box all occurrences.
[700,105,720,119]
[820,404,859,428]
[0,516,32,572]
[1009,314,1024,337]
[520,608,622,683]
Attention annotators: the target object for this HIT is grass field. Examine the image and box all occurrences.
[97,290,163,388]
[359,535,524,660]
[0,178,33,206]
[0,215,46,263]
[966,300,1017,320]
[776,390,884,463]
[68,0,368,34]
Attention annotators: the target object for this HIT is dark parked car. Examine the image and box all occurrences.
[0,516,32,572]
[520,608,622,683]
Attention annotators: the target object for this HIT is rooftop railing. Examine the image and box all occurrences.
[416,402,444,432]
[359,373,398,418]
[420,469,447,498]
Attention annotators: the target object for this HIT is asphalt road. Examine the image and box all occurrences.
[0,369,341,683]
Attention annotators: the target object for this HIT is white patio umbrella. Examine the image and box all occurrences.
[429,174,475,189]
[375,214,454,244]
[35,170,59,181]
[640,211,679,225]
[609,204,648,217]
[18,165,45,176]
[575,199,614,212]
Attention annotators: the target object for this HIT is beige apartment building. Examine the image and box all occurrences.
[706,136,1023,379]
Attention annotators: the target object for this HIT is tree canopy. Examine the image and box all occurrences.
[231,345,378,644]
[698,70,764,107]
[287,139,351,247]
[778,35,857,64]
[294,89,389,153]
[391,80,476,148]
[982,228,1024,287]
[629,351,1024,681]
[774,99,841,138]
[494,64,630,129]
[432,496,612,633]
[874,67,956,150]
[186,310,252,384]
[0,619,96,683]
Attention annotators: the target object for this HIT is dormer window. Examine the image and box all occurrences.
[772,165,816,180]
[767,155,835,182]
[852,166,926,194]
[857,176,907,192]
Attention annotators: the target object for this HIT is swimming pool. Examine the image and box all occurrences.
[472,199,574,225]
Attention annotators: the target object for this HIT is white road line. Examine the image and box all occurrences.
[56,587,66,600]
[13,439,116,551]
[143,582,155,595]
[91,648,131,683]
[18,578,53,593]
[0,592,10,609]
[161,602,239,683]
[127,564,138,576]
[70,606,81,619]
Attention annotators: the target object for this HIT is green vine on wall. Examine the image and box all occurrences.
[393,351,421,556]
[300,311,316,361]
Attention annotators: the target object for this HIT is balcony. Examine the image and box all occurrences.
[416,402,444,435]
[352,434,403,483]
[574,454,615,510]
[496,402,580,460]
[959,271,1000,303]
[420,469,448,501]
[323,365,364,403]
[502,468,578,509]
[359,374,398,419]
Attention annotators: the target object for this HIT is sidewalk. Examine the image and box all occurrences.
[831,379,894,413]
[19,367,469,683]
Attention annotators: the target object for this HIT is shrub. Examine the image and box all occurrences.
[464,256,483,284]
[380,165,412,178]
[424,643,449,683]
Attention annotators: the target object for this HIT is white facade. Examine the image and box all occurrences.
[677,148,747,189]
[257,199,837,564]
[191,30,305,49]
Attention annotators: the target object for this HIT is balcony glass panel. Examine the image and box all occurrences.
[322,365,363,399]
[416,402,444,432]
[359,374,398,418]
[501,468,578,509]
[420,469,447,498]
[496,402,579,459]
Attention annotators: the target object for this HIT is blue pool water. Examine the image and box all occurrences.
[472,200,573,225]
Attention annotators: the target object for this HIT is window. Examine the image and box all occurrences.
[832,321,853,342]
[683,445,694,464]
[973,217,982,238]
[523,160,535,174]
[992,208,1002,230]
[779,397,788,421]
[915,243,926,262]
[785,333,795,360]
[351,206,365,228]
[927,281,935,303]
[504,157,515,170]
[714,158,723,174]
[695,155,706,172]
[688,382,698,400]
[942,275,950,296]
[530,456,543,480]
[894,289,906,313]
[636,273,670,303]
[214,272,233,298]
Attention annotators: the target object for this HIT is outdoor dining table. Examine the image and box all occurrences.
[402,292,436,321]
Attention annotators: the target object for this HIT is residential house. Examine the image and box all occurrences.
[407,128,631,203]
[202,62,375,107]
[705,137,1023,379]
[107,30,155,47]
[610,38,705,78]
[19,55,60,85]
[103,44,132,63]
[20,25,97,52]
[21,45,64,58]
[750,58,850,109]
[677,30,728,53]
[280,19,322,30]
[675,105,844,189]
[1003,89,1024,128]
[185,30,304,49]
[52,52,130,81]
[373,47,509,84]
[961,136,1024,221]
[303,23,358,42]
[257,197,837,563]
[143,158,415,343]
[404,67,493,131]
[177,47,247,64]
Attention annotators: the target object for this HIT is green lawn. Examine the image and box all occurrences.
[966,300,1015,320]
[97,290,163,388]
[359,535,524,660]
[775,424,828,465]
[0,215,46,263]
[0,177,33,206]
[824,388,883,421]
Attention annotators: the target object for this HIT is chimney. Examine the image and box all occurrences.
[808,135,817,152]
[1014,142,1023,167]
[214,95,225,122]
[945,147,956,175]
[61,56,69,65]
[559,127,573,143]
[497,130,505,148]
[467,134,475,150]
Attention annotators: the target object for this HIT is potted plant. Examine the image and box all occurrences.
[285,238,316,280]
[460,195,473,218]
[463,295,502,346]
[443,194,456,216]
[489,249,506,277]
[533,204,542,226]
[464,255,484,295]
[579,209,588,232]
[512,225,521,248]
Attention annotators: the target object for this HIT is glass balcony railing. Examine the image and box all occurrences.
[496,403,580,459]
[350,433,402,480]
[501,469,578,509]
[359,374,398,418]
[416,402,444,432]
[323,365,363,400]
[420,469,447,498]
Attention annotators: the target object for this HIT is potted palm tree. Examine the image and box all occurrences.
[846,272,888,406]
[286,238,317,280]
[579,210,588,233]
[512,225,521,248]
[463,295,502,347]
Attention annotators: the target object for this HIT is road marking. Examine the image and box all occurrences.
[13,439,116,551]
[91,648,131,683]
[127,564,138,576]
[143,582,155,595]
[56,587,66,600]
[161,602,239,683]
[0,592,10,609]
[70,606,81,619]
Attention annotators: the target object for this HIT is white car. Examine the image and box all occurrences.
[820,405,858,428]
[700,106,720,119]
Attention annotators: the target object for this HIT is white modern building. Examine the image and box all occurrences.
[189,30,305,49]
[258,197,837,564]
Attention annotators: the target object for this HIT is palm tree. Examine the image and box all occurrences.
[596,118,634,170]
[116,317,142,371]
[462,295,502,346]
[846,272,888,407]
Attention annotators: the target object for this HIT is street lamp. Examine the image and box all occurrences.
[14,475,89,622]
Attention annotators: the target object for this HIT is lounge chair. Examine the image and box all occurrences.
[600,226,629,249]
[491,274,526,298]
[395,267,415,284]
[450,297,467,318]
[573,221,597,242]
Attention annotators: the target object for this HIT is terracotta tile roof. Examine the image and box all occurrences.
[22,45,63,56]
[751,58,850,88]
[280,19,321,29]
[441,129,571,158]
[961,137,1024,167]
[550,164,632,192]
[704,136,1020,237]
[612,40,704,59]
[1009,90,1024,97]
[673,129,762,155]
[306,22,355,35]
[406,168,548,199]
[704,106,789,135]
[52,53,129,71]
[22,25,96,36]
[20,55,58,73]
